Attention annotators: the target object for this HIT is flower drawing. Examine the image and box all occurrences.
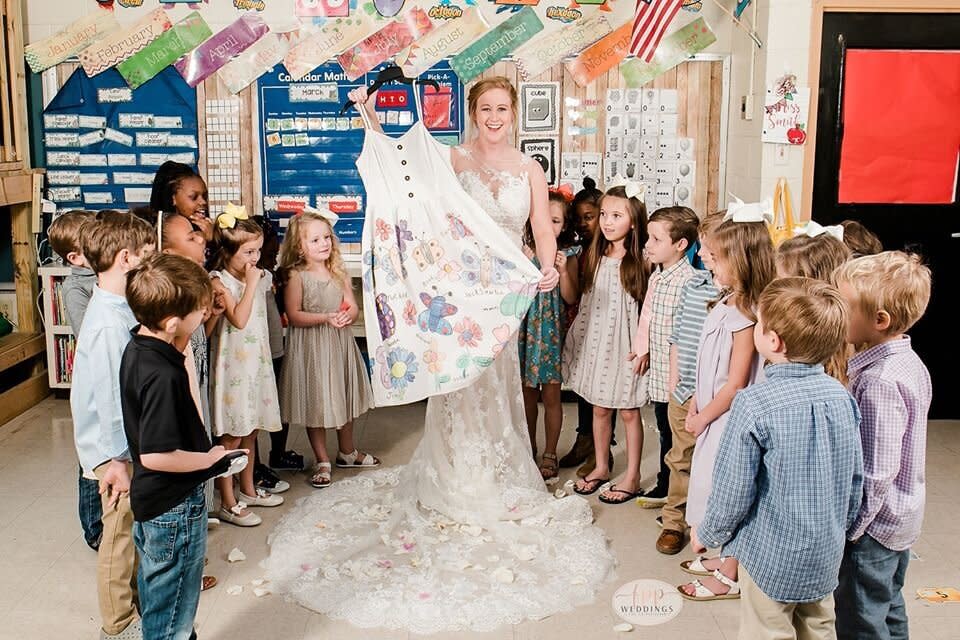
[423,347,445,374]
[375,218,392,242]
[403,299,417,325]
[454,317,482,348]
[386,347,418,389]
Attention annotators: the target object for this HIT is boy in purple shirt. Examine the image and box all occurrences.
[834,251,933,639]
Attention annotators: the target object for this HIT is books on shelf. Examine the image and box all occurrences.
[54,333,76,384]
[50,277,68,326]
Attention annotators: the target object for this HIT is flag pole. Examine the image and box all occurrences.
[706,0,762,48]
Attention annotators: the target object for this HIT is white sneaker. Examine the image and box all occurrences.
[100,619,141,639]
[237,488,284,507]
[219,503,262,527]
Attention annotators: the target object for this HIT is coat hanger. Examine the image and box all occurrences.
[339,64,441,115]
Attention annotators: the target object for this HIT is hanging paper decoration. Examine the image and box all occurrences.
[514,13,612,80]
[161,0,208,8]
[25,10,120,73]
[174,13,270,88]
[117,12,212,89]
[79,8,172,77]
[296,0,349,17]
[218,33,290,94]
[397,7,487,77]
[762,74,810,145]
[284,19,373,80]
[450,7,543,83]
[630,0,683,63]
[337,8,433,81]
[564,19,630,87]
[621,17,716,87]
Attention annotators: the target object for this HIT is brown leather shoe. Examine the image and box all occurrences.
[656,529,685,555]
[559,433,593,468]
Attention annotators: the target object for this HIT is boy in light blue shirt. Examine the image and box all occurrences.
[695,277,863,639]
[70,210,155,640]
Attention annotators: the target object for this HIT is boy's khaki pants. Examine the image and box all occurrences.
[661,396,696,532]
[93,462,139,635]
[739,565,836,640]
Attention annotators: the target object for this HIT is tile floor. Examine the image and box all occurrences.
[1,398,958,639]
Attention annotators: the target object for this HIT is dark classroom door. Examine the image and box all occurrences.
[812,11,960,419]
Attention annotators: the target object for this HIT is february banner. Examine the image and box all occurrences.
[397,7,487,78]
[620,18,717,87]
[79,8,172,77]
[25,10,120,73]
[565,19,631,87]
[450,8,544,84]
[337,8,434,82]
[514,13,613,81]
[117,12,212,89]
[174,12,270,88]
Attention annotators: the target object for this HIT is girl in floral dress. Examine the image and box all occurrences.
[518,189,581,481]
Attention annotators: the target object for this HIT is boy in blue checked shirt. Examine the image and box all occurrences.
[834,252,932,640]
[694,278,863,639]
[651,212,721,555]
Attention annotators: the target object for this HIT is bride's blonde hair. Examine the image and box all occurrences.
[466,77,518,139]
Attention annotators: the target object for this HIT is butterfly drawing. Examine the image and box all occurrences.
[491,323,512,355]
[446,212,474,240]
[418,292,458,335]
[499,281,537,319]
[375,294,396,340]
[361,250,375,292]
[395,219,414,254]
[412,237,444,271]
[462,250,515,288]
[374,246,404,285]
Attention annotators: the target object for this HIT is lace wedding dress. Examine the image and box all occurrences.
[264,136,615,634]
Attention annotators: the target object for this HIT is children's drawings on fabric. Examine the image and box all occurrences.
[500,281,537,318]
[412,238,444,270]
[462,250,513,288]
[418,292,458,335]
[446,212,474,239]
[375,345,419,390]
[375,294,397,339]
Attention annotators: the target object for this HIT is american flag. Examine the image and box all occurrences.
[630,0,683,63]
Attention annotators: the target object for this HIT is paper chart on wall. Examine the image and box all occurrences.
[520,82,559,136]
[519,138,558,185]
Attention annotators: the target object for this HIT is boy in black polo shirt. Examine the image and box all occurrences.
[121,253,246,640]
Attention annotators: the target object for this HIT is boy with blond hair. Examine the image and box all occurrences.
[695,277,863,639]
[48,209,103,550]
[833,251,932,640]
[71,209,155,640]
[122,254,243,640]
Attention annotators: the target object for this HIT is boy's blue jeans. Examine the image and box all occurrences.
[78,465,103,548]
[134,486,206,640]
[835,534,910,640]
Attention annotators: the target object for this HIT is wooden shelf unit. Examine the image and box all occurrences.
[39,265,73,389]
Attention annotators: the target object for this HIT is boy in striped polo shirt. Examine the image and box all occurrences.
[651,212,722,555]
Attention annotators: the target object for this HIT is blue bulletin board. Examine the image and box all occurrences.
[256,60,464,247]
[41,66,198,210]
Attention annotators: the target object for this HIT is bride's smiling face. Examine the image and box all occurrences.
[472,88,514,145]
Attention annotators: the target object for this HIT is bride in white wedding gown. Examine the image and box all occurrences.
[263,78,615,634]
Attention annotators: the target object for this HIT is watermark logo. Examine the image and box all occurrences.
[612,579,683,626]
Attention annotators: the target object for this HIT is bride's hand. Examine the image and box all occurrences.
[348,87,375,108]
[538,266,560,291]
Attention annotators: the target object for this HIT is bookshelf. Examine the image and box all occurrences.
[39,265,74,389]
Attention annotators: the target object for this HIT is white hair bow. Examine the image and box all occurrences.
[796,220,844,241]
[724,195,774,224]
[302,205,339,227]
[606,175,647,201]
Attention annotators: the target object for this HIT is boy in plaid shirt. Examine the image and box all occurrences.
[834,251,932,639]
[696,277,863,639]
[632,207,700,505]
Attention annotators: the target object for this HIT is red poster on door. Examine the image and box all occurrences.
[838,50,960,204]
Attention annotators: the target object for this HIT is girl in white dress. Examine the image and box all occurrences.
[209,213,284,527]
[264,79,615,634]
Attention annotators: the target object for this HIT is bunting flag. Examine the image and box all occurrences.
[630,0,682,63]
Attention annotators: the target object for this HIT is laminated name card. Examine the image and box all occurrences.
[174,12,270,88]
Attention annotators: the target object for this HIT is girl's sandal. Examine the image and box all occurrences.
[680,555,730,577]
[539,453,559,482]
[310,462,332,488]
[677,569,741,601]
[336,449,381,469]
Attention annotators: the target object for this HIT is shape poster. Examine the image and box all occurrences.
[257,60,464,247]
